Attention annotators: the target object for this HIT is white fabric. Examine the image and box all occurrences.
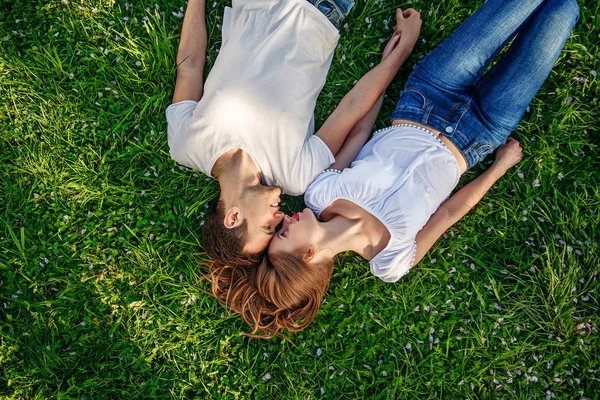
[166,0,339,195]
[304,124,461,282]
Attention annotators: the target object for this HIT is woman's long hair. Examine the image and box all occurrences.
[205,252,335,339]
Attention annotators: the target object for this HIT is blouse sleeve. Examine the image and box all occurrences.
[369,239,417,283]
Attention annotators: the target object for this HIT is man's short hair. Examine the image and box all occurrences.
[202,200,264,267]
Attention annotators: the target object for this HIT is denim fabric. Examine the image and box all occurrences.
[308,0,354,29]
[391,0,579,169]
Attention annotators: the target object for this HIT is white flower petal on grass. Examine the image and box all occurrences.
[533,179,540,187]
[316,348,322,356]
[135,61,142,66]
[262,373,271,381]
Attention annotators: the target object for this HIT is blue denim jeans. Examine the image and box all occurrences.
[391,0,579,169]
[308,0,354,30]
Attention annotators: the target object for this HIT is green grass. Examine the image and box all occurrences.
[1,0,598,398]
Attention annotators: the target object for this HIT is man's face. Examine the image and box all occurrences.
[239,184,285,255]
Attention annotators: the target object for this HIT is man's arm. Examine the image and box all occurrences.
[412,139,524,265]
[328,31,402,170]
[316,9,421,156]
[172,0,207,103]
[328,94,383,170]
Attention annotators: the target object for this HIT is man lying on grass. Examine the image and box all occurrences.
[166,0,417,267]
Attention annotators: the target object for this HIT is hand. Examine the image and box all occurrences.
[395,8,421,50]
[492,138,523,175]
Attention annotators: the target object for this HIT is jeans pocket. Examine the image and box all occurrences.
[315,1,334,17]
[396,88,428,111]
[473,141,494,162]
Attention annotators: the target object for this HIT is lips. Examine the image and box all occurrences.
[293,212,300,221]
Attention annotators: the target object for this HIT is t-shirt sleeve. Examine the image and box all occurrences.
[165,100,199,168]
[166,100,197,140]
[283,136,335,195]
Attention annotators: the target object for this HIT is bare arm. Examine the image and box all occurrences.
[413,139,524,265]
[172,0,207,103]
[329,93,384,170]
[329,30,403,170]
[316,9,421,157]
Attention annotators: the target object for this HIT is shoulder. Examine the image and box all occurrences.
[304,170,341,212]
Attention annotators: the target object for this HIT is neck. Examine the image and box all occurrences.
[317,216,370,258]
[213,150,260,200]
[318,203,390,260]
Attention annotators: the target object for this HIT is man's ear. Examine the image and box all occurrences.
[223,206,243,229]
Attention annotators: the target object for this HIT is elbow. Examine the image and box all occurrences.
[446,202,476,224]
[341,95,364,117]
[176,53,205,72]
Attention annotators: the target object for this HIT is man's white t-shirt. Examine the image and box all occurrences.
[166,0,339,195]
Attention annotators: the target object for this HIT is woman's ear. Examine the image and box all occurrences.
[302,247,315,264]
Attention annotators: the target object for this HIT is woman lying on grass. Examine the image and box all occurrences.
[229,0,579,338]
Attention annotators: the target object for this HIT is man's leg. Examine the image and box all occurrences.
[308,0,354,30]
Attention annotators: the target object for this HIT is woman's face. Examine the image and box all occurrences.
[268,208,320,256]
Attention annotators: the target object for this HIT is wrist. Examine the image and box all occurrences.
[488,163,507,180]
[387,42,411,62]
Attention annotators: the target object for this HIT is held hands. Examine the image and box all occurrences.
[382,8,422,60]
[492,138,523,175]
[396,8,422,49]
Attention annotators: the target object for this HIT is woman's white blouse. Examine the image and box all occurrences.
[304,124,461,282]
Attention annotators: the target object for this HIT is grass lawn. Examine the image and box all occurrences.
[1,0,598,398]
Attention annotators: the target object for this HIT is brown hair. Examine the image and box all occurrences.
[205,252,335,339]
[202,200,263,267]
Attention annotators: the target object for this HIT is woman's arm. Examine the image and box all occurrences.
[412,139,524,265]
[172,0,207,103]
[316,9,421,157]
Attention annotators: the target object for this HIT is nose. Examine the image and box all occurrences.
[274,212,285,224]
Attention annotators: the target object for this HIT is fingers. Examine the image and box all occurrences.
[396,8,404,21]
[402,8,419,18]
